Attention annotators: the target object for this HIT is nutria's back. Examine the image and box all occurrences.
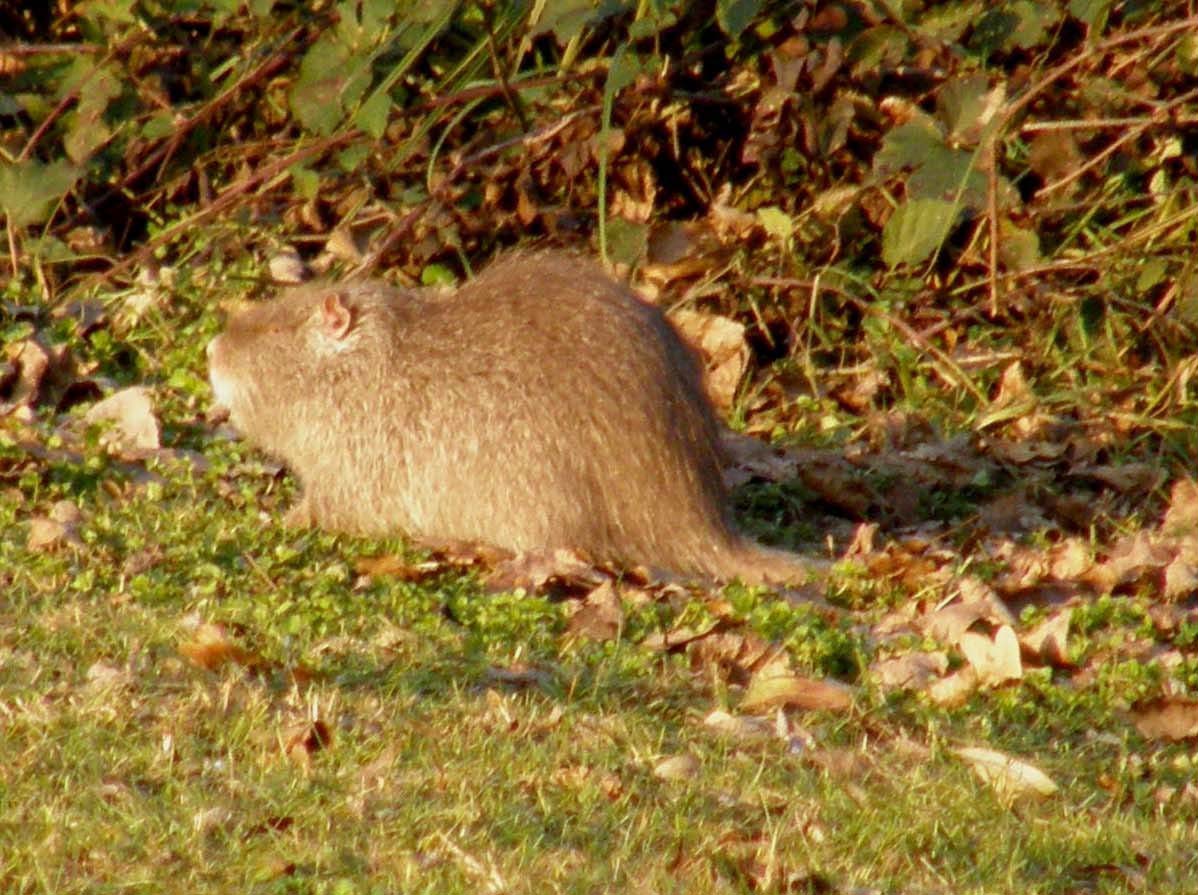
[208,251,808,584]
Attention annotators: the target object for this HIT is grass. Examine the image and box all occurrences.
[6,3,1198,891]
[3,409,1198,893]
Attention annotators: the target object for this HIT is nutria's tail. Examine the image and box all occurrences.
[698,538,830,590]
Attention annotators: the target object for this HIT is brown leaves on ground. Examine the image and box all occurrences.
[178,621,317,686]
[1129,697,1198,742]
[953,747,1059,800]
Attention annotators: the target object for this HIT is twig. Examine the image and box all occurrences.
[750,276,988,403]
[1036,87,1198,199]
[91,134,349,284]
[986,134,999,316]
[0,43,100,55]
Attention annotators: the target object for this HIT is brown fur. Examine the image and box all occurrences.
[207,251,809,585]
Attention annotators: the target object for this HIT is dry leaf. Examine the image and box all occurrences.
[1069,463,1162,494]
[954,746,1059,798]
[719,430,800,485]
[1020,609,1072,667]
[669,308,749,411]
[955,576,1017,626]
[566,579,623,641]
[742,672,854,713]
[702,709,774,741]
[959,625,1022,686]
[1130,696,1198,741]
[843,522,878,557]
[285,719,333,765]
[268,250,308,283]
[653,753,700,781]
[871,651,948,691]
[84,386,161,457]
[1087,532,1173,594]
[27,510,83,552]
[921,602,987,646]
[484,547,604,594]
[354,552,444,583]
[927,668,978,707]
[1163,478,1198,534]
[484,663,551,689]
[992,361,1032,407]
[1049,538,1094,580]
[1163,555,1198,601]
[179,623,264,673]
[4,336,52,407]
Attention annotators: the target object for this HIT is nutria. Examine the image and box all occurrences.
[207,251,810,585]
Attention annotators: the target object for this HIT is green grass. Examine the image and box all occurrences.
[6,2,1198,891]
[3,427,1197,893]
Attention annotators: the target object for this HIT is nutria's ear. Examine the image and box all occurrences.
[318,292,354,339]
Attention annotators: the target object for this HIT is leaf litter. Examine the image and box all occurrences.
[6,2,1198,890]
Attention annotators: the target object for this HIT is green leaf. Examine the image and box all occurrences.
[0,159,80,229]
[1069,0,1111,30]
[355,90,391,139]
[337,144,370,173]
[938,73,999,141]
[420,263,456,287]
[289,165,320,201]
[717,0,761,39]
[907,146,987,207]
[605,46,641,95]
[756,206,794,245]
[915,0,983,42]
[61,59,123,163]
[535,0,627,43]
[290,36,352,135]
[1135,258,1168,293]
[847,26,909,77]
[881,198,958,267]
[873,119,945,176]
[998,221,1041,272]
[141,112,177,141]
[604,217,648,268]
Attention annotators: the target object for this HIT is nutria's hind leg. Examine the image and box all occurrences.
[283,494,316,529]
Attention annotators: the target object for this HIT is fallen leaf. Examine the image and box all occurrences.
[1020,609,1072,667]
[1069,462,1162,495]
[84,386,161,457]
[921,602,987,646]
[1049,537,1094,580]
[669,308,749,411]
[954,746,1058,798]
[871,651,949,691]
[285,719,333,765]
[1163,554,1198,601]
[354,553,442,582]
[843,522,878,557]
[955,576,1017,626]
[484,547,605,594]
[653,753,700,781]
[1163,478,1198,534]
[179,623,266,673]
[1130,696,1198,741]
[1087,532,1172,594]
[742,672,854,713]
[4,336,52,407]
[702,709,774,741]
[484,663,552,689]
[926,668,978,707]
[959,625,1022,686]
[268,250,308,283]
[565,579,623,641]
